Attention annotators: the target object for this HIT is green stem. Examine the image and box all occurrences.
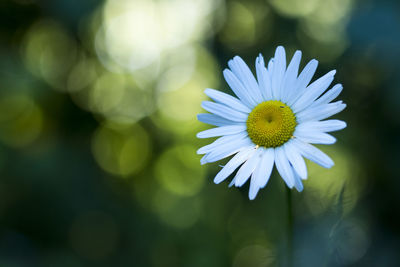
[286,186,293,267]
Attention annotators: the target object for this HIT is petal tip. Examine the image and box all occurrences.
[200,157,208,165]
[326,162,335,169]
[310,59,319,66]
[276,45,285,51]
[213,176,222,184]
[204,88,212,94]
[329,69,337,76]
[296,187,304,192]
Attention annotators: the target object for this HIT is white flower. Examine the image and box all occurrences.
[197,46,347,200]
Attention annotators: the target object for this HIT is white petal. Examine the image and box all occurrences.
[213,147,256,184]
[234,148,263,187]
[197,113,237,127]
[201,137,253,164]
[223,69,257,108]
[293,170,304,192]
[292,70,336,113]
[296,120,347,133]
[311,84,343,107]
[248,179,261,200]
[283,141,307,179]
[271,46,286,100]
[228,177,236,187]
[248,148,275,200]
[281,50,302,103]
[201,101,248,122]
[291,138,334,168]
[256,54,273,100]
[204,88,251,113]
[275,146,295,188]
[294,129,336,144]
[197,124,246,138]
[197,132,247,154]
[228,56,264,103]
[287,59,318,105]
[296,101,346,123]
[267,58,274,72]
[200,154,209,165]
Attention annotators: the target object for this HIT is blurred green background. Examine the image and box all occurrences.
[0,0,399,266]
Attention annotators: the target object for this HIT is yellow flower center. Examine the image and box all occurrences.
[246,100,297,148]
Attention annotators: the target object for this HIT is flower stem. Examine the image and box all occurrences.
[286,186,293,267]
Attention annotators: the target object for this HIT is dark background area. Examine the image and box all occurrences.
[0,0,399,266]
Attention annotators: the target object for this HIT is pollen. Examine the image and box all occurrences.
[246,100,297,148]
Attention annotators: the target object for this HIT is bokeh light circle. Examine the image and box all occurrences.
[155,144,206,197]
[92,123,151,177]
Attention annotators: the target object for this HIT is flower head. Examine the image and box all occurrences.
[197,46,346,200]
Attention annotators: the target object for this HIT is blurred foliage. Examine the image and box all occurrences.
[0,0,399,266]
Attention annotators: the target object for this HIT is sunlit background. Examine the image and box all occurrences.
[0,0,399,266]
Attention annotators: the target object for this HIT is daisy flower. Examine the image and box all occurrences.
[197,46,346,200]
